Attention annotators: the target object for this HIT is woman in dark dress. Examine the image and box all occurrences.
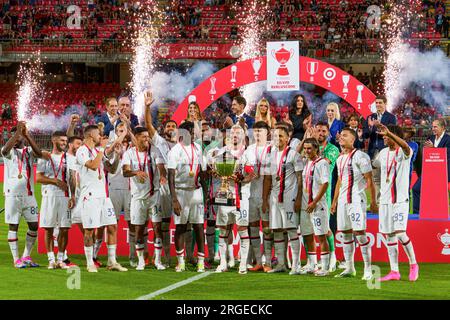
[288,94,312,141]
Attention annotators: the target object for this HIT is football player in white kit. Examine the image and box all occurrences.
[145,91,176,266]
[76,124,127,272]
[243,121,271,272]
[168,121,208,272]
[331,128,378,280]
[299,138,331,276]
[123,126,166,271]
[373,124,419,282]
[209,124,255,274]
[2,122,45,268]
[36,131,73,269]
[104,123,135,266]
[262,126,303,274]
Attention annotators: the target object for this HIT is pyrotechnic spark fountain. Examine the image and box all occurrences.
[130,1,161,120]
[382,0,423,110]
[16,53,44,123]
[236,0,272,112]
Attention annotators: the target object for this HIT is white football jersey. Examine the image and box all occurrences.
[302,158,329,208]
[167,142,205,189]
[243,143,270,199]
[76,145,107,199]
[152,133,176,165]
[1,146,36,196]
[122,146,164,200]
[66,153,80,199]
[37,152,70,197]
[336,149,372,204]
[263,146,304,200]
[373,147,412,204]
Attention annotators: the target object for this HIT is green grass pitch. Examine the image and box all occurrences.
[0,183,449,300]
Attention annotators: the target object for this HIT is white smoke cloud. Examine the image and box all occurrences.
[385,43,450,113]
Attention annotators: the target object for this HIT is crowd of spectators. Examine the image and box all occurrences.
[0,0,446,54]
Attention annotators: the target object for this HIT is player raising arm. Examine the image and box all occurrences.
[1,122,46,268]
[373,124,418,282]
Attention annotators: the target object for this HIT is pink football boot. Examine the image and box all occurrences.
[379,271,401,282]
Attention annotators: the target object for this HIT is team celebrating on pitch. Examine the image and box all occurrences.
[1,91,419,282]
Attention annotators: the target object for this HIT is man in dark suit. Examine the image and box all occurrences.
[412,118,450,214]
[117,95,139,130]
[363,95,398,158]
[95,97,120,136]
[223,96,255,129]
[363,95,397,202]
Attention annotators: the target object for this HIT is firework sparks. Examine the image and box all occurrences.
[382,0,423,111]
[16,52,44,123]
[236,0,272,111]
[129,1,162,120]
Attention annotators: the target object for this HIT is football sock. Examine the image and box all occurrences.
[263,227,273,265]
[343,233,355,271]
[93,238,103,259]
[8,231,19,262]
[176,249,185,265]
[386,235,399,272]
[23,229,37,258]
[57,251,64,263]
[273,232,285,266]
[128,231,136,261]
[84,246,94,267]
[288,229,300,270]
[154,237,163,265]
[356,234,372,272]
[63,250,68,261]
[397,232,417,265]
[218,232,228,265]
[198,252,205,264]
[308,253,317,267]
[321,252,330,271]
[136,242,145,266]
[107,244,117,265]
[250,226,262,265]
[238,229,250,269]
[47,251,55,263]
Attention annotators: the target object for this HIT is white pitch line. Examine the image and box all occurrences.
[136,271,212,300]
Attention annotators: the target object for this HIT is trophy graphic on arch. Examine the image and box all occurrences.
[271,44,294,76]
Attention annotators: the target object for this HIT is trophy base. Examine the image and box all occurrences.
[277,66,289,76]
[212,197,235,207]
[441,247,450,255]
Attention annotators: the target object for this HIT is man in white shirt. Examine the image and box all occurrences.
[145,91,177,266]
[168,121,208,273]
[76,124,127,272]
[209,124,254,275]
[105,123,135,266]
[243,121,271,272]
[299,138,331,276]
[262,126,303,274]
[36,131,73,269]
[1,122,45,268]
[123,127,166,271]
[373,124,418,282]
[331,128,378,280]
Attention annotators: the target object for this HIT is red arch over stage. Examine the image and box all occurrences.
[172,56,377,124]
